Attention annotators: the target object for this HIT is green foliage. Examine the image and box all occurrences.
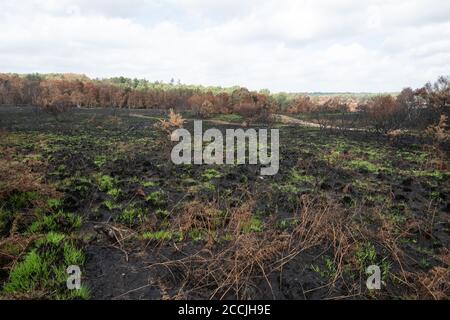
[272,182,309,206]
[107,188,122,200]
[6,191,39,211]
[386,205,408,227]
[242,216,264,233]
[202,168,222,181]
[145,191,166,207]
[277,218,300,230]
[323,150,341,165]
[98,175,115,192]
[189,229,207,242]
[142,230,181,241]
[61,176,92,198]
[118,205,145,226]
[155,209,170,219]
[47,198,64,210]
[324,257,337,278]
[63,285,90,300]
[202,182,216,193]
[381,258,391,281]
[28,211,82,234]
[347,160,380,173]
[3,250,46,293]
[103,200,120,211]
[40,231,66,246]
[63,242,85,266]
[142,181,159,188]
[3,232,89,299]
[412,169,447,180]
[418,257,431,269]
[311,257,337,279]
[94,156,107,167]
[289,169,315,184]
[355,242,377,269]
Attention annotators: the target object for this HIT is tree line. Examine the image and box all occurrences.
[0,73,276,121]
[0,73,448,129]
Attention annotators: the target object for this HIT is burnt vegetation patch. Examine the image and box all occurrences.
[0,75,449,300]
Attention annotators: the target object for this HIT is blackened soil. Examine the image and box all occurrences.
[1,106,449,299]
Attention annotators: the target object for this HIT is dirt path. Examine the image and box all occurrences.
[273,114,371,132]
[129,113,240,126]
[129,112,313,126]
[272,114,321,127]
[129,112,367,131]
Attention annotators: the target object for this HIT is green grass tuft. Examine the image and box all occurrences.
[3,232,89,299]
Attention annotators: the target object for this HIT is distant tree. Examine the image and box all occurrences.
[188,94,204,114]
[199,100,215,118]
[422,76,450,121]
[359,95,403,133]
[287,95,314,114]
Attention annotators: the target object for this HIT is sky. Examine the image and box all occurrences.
[0,0,449,92]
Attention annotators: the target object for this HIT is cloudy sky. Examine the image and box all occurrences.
[1,0,449,92]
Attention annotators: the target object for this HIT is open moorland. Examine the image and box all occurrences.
[0,105,448,300]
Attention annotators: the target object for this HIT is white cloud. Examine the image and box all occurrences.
[0,0,449,92]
